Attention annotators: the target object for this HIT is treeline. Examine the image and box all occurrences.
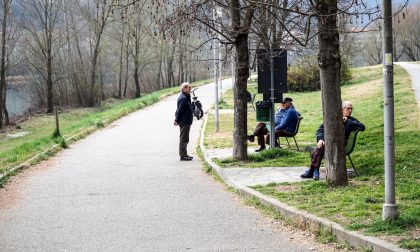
[0,0,211,128]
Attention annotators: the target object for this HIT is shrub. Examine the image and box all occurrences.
[288,56,352,92]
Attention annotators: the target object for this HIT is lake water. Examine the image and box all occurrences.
[6,86,32,118]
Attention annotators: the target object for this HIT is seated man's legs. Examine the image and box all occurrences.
[265,129,293,147]
[301,145,325,180]
[248,122,269,151]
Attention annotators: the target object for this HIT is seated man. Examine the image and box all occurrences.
[300,101,365,180]
[247,97,299,152]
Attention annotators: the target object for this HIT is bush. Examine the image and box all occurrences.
[288,56,352,92]
[288,56,320,92]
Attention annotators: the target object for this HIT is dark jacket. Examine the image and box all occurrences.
[275,107,299,133]
[316,116,365,142]
[175,92,193,126]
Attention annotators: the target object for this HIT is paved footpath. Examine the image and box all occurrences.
[0,79,325,251]
[396,62,420,107]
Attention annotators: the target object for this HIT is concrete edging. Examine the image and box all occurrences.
[198,113,409,252]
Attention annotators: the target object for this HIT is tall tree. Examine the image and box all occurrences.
[0,0,12,128]
[79,0,117,106]
[312,0,347,186]
[20,0,64,113]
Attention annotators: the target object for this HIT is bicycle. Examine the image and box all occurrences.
[191,88,204,120]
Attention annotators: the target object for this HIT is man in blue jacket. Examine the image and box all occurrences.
[266,97,299,146]
[174,82,194,161]
[248,97,299,152]
[300,101,365,180]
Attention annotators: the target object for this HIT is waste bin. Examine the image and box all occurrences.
[255,100,271,122]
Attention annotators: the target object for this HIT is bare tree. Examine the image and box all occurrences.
[79,0,117,106]
[0,0,13,128]
[363,30,382,65]
[399,4,420,61]
[125,0,154,98]
[20,0,64,113]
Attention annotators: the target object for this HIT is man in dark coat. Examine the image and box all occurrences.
[301,101,365,180]
[174,82,194,161]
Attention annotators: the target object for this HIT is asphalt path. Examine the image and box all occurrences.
[0,79,320,251]
[396,62,420,107]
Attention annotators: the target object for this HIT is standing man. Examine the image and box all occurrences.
[174,82,194,161]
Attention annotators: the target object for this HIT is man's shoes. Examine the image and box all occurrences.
[185,155,193,159]
[180,156,193,161]
[247,135,255,142]
[255,146,266,152]
[313,168,320,180]
[300,168,314,179]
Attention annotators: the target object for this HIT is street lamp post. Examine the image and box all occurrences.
[382,0,398,221]
[213,7,219,132]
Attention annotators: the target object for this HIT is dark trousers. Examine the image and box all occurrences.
[310,144,325,169]
[266,129,293,146]
[252,123,292,148]
[252,123,269,147]
[179,124,191,157]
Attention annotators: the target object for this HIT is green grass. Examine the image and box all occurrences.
[214,147,308,168]
[204,65,420,248]
[0,79,211,176]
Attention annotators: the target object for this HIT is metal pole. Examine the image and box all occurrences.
[219,46,223,101]
[382,0,398,221]
[213,7,219,132]
[219,11,223,101]
[269,47,275,149]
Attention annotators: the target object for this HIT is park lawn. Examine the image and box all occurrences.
[0,78,211,178]
[205,65,419,249]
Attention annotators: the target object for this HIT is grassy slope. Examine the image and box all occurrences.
[205,65,419,249]
[0,79,211,175]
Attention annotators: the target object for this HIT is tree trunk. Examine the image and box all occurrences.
[316,0,347,186]
[167,43,176,87]
[3,105,8,126]
[0,0,10,129]
[233,33,249,160]
[133,66,141,98]
[118,23,125,99]
[89,42,100,106]
[99,58,105,101]
[47,52,54,113]
[123,34,130,98]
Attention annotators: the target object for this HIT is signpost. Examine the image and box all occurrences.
[256,49,287,149]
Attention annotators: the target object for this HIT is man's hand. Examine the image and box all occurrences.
[174,121,178,126]
[317,140,325,148]
[343,116,348,122]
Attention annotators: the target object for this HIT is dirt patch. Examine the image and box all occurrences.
[0,158,58,211]
[246,204,353,251]
[411,228,420,239]
[377,234,406,245]
[275,184,299,192]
